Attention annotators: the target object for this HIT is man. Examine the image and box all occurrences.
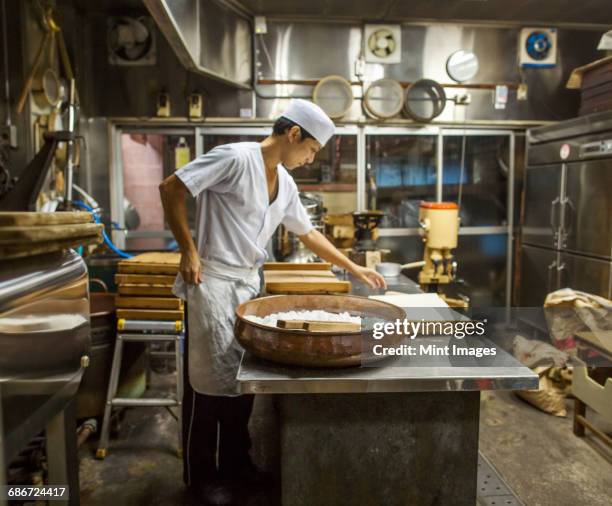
[159,99,386,505]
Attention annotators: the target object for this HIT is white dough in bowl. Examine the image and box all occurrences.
[245,310,361,328]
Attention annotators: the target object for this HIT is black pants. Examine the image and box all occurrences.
[182,307,255,487]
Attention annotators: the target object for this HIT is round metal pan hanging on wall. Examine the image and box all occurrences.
[363,78,404,119]
[446,50,479,83]
[403,79,446,122]
[313,75,354,119]
[32,68,62,109]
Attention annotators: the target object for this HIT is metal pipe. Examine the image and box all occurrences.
[63,79,77,205]
[356,126,365,211]
[436,128,443,201]
[506,132,516,317]
[257,78,520,91]
[1,0,11,126]
[76,419,98,449]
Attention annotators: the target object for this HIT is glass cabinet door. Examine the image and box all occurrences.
[119,131,196,250]
[292,134,357,214]
[442,134,510,227]
[365,133,438,228]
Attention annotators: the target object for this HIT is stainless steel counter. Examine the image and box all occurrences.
[237,274,537,394]
[236,273,537,505]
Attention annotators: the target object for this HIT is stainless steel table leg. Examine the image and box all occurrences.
[175,333,184,458]
[46,399,79,506]
[97,335,124,459]
[0,390,6,506]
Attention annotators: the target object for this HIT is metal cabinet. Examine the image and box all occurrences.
[522,164,563,249]
[521,112,612,310]
[520,245,559,307]
[558,252,612,298]
[563,159,612,258]
[520,246,612,309]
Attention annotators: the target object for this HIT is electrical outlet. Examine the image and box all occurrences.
[0,125,17,148]
[157,92,171,117]
[517,83,528,101]
[188,94,203,118]
[354,57,366,79]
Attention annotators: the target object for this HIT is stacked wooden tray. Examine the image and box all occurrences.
[115,252,183,321]
[263,262,351,294]
[0,211,103,259]
[567,56,612,115]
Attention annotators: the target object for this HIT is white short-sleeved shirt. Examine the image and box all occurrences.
[175,142,314,268]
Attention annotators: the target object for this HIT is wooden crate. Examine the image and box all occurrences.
[115,273,176,285]
[117,284,175,296]
[115,296,183,310]
[118,252,181,275]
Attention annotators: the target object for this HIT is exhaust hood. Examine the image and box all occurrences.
[143,0,252,89]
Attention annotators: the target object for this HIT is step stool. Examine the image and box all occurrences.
[96,319,184,459]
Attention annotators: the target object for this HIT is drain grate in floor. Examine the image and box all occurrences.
[477,452,524,506]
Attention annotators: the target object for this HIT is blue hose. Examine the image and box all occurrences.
[72,200,134,259]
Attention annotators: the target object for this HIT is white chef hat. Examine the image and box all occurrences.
[280,99,335,147]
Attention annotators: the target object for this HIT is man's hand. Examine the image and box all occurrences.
[298,230,388,290]
[350,265,387,290]
[180,250,202,285]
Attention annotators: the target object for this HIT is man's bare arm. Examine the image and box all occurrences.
[159,174,202,284]
[298,229,387,290]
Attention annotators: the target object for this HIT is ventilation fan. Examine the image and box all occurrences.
[108,17,156,66]
[364,24,401,64]
[519,28,557,68]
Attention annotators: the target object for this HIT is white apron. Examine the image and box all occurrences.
[180,260,260,396]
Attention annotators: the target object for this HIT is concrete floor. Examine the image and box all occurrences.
[478,390,612,506]
[79,373,612,506]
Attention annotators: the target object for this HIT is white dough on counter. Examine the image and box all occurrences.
[245,310,361,328]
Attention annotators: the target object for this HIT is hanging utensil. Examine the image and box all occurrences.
[313,75,354,119]
[15,5,76,114]
[403,79,446,122]
[363,79,404,119]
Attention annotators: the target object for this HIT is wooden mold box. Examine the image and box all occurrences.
[118,252,181,274]
[263,262,350,294]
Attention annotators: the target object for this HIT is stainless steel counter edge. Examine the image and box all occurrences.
[237,363,539,394]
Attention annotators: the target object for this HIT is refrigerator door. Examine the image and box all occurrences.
[520,245,559,307]
[522,165,563,249]
[563,159,612,259]
[558,252,612,299]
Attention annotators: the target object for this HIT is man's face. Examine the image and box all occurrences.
[282,126,322,170]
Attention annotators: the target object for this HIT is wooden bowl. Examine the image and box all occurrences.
[235,294,406,367]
